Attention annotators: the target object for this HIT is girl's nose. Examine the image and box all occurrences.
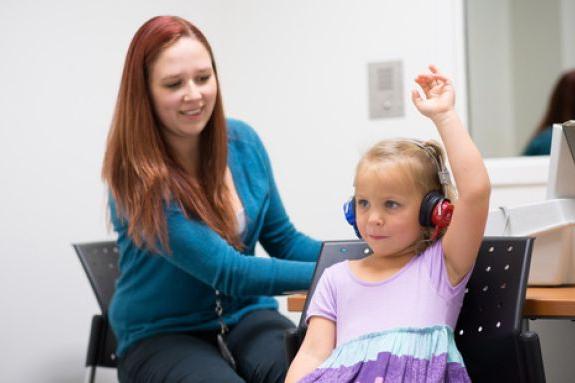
[368,211,384,226]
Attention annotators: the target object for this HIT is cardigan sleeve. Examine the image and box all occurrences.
[110,198,314,298]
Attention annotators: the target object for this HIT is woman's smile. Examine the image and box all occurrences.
[179,106,204,119]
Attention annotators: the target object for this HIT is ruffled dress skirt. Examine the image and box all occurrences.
[299,325,471,383]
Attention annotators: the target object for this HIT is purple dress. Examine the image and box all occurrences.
[300,240,472,383]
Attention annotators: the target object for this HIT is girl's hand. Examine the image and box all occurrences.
[411,65,455,123]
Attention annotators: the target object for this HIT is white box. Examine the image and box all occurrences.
[485,199,575,285]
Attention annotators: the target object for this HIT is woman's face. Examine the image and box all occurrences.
[148,37,218,145]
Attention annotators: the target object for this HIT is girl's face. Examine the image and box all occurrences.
[354,161,423,258]
[148,37,218,147]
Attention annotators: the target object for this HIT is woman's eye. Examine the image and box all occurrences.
[197,74,211,84]
[165,81,182,89]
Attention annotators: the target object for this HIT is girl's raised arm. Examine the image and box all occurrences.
[412,65,491,285]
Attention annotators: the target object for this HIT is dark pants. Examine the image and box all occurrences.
[117,309,295,383]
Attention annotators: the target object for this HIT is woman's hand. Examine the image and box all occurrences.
[411,65,455,123]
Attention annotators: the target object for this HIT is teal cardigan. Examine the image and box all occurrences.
[523,127,552,156]
[108,119,320,357]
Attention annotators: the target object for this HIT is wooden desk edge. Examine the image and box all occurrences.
[524,287,575,318]
[287,293,307,313]
[288,288,575,318]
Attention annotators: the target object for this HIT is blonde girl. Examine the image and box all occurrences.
[286,65,490,383]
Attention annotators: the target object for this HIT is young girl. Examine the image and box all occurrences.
[285,65,490,383]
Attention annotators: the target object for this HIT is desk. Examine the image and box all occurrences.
[524,287,575,319]
[287,287,575,319]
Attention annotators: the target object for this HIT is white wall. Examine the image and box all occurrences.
[511,0,563,152]
[561,0,575,68]
[465,0,515,158]
[1,1,467,382]
[213,0,468,242]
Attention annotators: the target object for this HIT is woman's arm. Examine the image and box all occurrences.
[164,205,315,296]
[285,317,336,383]
[412,65,491,285]
[110,198,314,297]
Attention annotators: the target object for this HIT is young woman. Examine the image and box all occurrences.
[102,15,320,383]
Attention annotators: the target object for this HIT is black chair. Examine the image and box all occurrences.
[285,237,546,383]
[73,241,120,383]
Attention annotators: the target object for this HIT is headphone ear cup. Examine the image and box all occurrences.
[343,198,355,226]
[343,198,362,239]
[420,191,454,240]
[419,191,443,227]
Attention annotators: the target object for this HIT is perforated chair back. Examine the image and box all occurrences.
[455,237,534,382]
[74,241,120,313]
[298,240,371,327]
[73,241,120,380]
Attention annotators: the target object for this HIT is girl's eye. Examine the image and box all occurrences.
[385,201,400,209]
[357,199,369,208]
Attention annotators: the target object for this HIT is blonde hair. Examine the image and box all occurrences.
[355,138,457,253]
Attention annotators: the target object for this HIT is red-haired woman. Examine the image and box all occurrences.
[102,16,320,383]
[523,69,575,155]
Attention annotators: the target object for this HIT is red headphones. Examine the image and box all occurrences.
[344,139,454,241]
[344,190,453,240]
[419,191,454,241]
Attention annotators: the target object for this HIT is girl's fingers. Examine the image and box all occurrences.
[415,80,431,96]
[428,65,452,85]
[418,74,449,84]
[411,89,423,106]
[429,64,444,77]
[433,74,450,83]
[416,74,449,87]
[416,78,446,98]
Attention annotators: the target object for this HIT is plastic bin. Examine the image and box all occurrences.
[485,198,575,285]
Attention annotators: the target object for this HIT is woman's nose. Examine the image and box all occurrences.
[183,80,201,101]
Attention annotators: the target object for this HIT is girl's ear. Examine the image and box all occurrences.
[422,227,432,241]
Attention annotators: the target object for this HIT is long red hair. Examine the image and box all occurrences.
[102,16,242,252]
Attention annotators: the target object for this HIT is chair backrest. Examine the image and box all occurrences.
[73,241,120,370]
[298,237,534,382]
[73,241,120,313]
[298,240,371,326]
[455,237,534,382]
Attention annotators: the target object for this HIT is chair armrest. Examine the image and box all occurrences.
[284,326,307,363]
[519,331,546,383]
